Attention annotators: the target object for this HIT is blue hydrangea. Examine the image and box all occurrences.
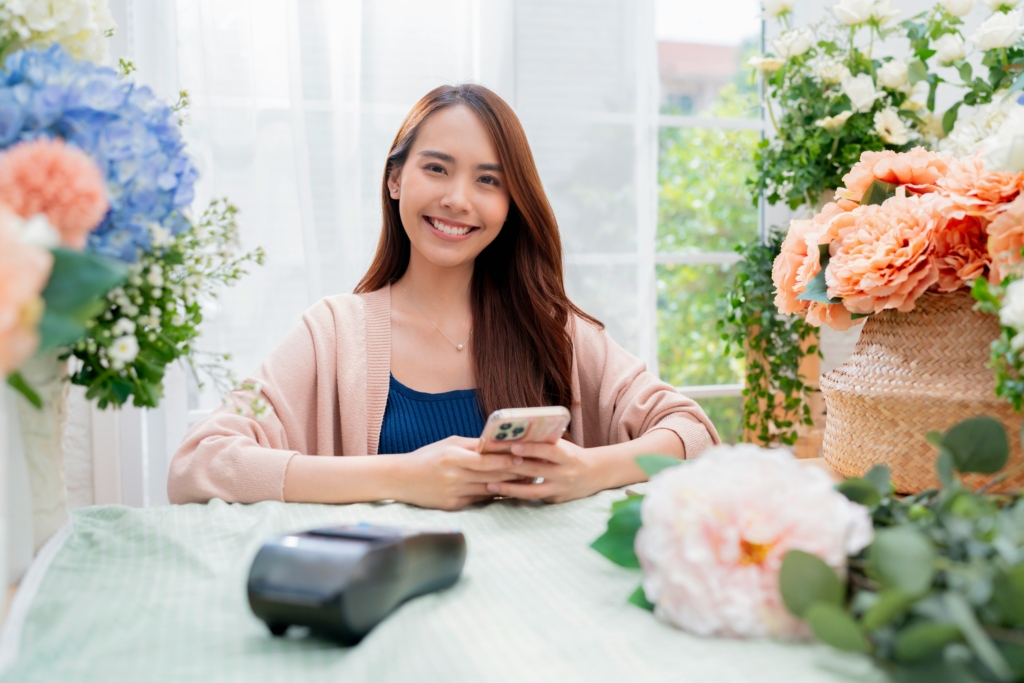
[0,44,199,262]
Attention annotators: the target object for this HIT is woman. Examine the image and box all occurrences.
[168,84,718,510]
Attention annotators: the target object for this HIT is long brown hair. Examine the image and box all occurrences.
[355,83,601,417]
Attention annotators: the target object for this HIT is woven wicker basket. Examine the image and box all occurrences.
[818,289,1024,493]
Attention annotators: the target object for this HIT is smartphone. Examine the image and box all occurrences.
[477,406,571,454]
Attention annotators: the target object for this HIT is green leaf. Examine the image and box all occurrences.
[941,416,1009,475]
[805,602,869,653]
[864,465,892,496]
[870,527,936,596]
[5,372,41,409]
[796,244,840,304]
[958,62,973,84]
[863,589,912,631]
[838,478,882,507]
[860,179,898,206]
[943,102,963,135]
[926,431,944,448]
[37,311,87,351]
[590,496,642,568]
[895,622,962,663]
[635,454,685,478]
[993,564,1024,628]
[908,59,928,85]
[937,449,957,489]
[628,585,654,611]
[780,550,844,617]
[42,248,126,315]
[944,591,1015,682]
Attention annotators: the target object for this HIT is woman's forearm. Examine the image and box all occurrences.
[587,428,686,492]
[283,454,405,504]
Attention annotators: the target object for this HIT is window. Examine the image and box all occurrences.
[654,0,764,443]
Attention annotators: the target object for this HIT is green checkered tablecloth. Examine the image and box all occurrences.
[0,489,883,682]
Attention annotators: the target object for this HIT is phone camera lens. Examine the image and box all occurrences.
[512,427,525,436]
[495,433,507,440]
[500,423,512,430]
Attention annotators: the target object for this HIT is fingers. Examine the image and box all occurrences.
[459,453,522,472]
[505,458,557,479]
[486,480,557,500]
[464,471,529,484]
[445,435,481,450]
[508,440,569,464]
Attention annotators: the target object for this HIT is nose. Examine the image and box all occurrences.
[440,176,472,214]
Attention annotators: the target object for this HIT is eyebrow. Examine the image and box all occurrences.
[418,150,502,173]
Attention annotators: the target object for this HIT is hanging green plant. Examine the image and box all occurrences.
[718,231,819,446]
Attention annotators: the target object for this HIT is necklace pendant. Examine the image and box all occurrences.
[457,343,464,351]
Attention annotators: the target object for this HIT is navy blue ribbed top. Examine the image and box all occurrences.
[377,374,485,454]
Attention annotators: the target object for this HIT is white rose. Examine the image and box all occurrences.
[982,103,1024,172]
[843,73,882,112]
[934,33,966,64]
[941,0,975,15]
[816,59,852,84]
[877,60,909,89]
[748,55,786,72]
[874,107,911,145]
[816,110,855,132]
[109,335,140,364]
[1001,280,1024,331]
[984,0,1022,9]
[871,0,900,25]
[772,28,814,59]
[762,0,796,18]
[970,9,1024,50]
[834,0,875,25]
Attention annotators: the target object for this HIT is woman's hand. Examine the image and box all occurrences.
[395,436,524,511]
[484,439,599,504]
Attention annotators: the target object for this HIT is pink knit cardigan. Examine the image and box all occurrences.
[167,285,719,504]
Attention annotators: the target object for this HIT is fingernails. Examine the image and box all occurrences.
[513,456,523,465]
[487,483,500,493]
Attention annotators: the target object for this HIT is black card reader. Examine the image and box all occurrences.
[247,523,466,644]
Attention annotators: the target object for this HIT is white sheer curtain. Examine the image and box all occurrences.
[101,0,657,505]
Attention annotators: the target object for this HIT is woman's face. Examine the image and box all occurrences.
[387,105,510,271]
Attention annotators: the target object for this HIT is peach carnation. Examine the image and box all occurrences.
[938,155,1023,222]
[837,147,952,204]
[825,195,944,315]
[987,194,1024,282]
[635,444,873,639]
[0,206,53,375]
[932,211,989,292]
[0,138,109,250]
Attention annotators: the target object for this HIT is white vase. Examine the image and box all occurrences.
[12,352,69,554]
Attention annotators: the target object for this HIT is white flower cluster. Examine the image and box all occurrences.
[941,95,1024,161]
[1000,280,1024,350]
[0,0,116,64]
[833,0,900,26]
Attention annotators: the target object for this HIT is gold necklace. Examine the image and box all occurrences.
[399,283,472,351]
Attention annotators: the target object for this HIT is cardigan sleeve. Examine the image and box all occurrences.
[572,318,720,458]
[166,300,341,504]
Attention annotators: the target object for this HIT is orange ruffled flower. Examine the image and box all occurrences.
[938,155,1023,222]
[773,202,855,315]
[0,206,53,374]
[837,147,952,204]
[805,302,861,331]
[987,194,1024,282]
[0,138,108,250]
[825,195,944,315]
[932,212,989,292]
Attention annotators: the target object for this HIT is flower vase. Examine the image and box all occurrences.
[818,289,1024,493]
[12,352,69,552]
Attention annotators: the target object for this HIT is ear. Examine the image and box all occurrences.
[387,166,402,200]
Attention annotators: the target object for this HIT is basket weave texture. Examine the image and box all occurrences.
[818,289,1024,494]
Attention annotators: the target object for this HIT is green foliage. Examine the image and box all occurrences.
[780,416,1024,681]
[635,454,686,478]
[590,494,643,569]
[780,550,844,617]
[67,199,264,408]
[973,277,1024,413]
[718,231,818,446]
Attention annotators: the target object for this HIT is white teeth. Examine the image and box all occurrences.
[430,218,472,236]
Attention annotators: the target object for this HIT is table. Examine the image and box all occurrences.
[0,487,882,683]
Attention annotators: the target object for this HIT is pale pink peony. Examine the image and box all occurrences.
[932,211,989,292]
[0,206,53,374]
[825,195,944,314]
[0,138,109,250]
[635,445,873,639]
[837,147,952,204]
[987,194,1024,282]
[938,155,1023,222]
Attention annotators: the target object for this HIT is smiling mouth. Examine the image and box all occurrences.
[426,216,478,237]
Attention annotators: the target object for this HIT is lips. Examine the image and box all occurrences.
[424,215,479,241]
